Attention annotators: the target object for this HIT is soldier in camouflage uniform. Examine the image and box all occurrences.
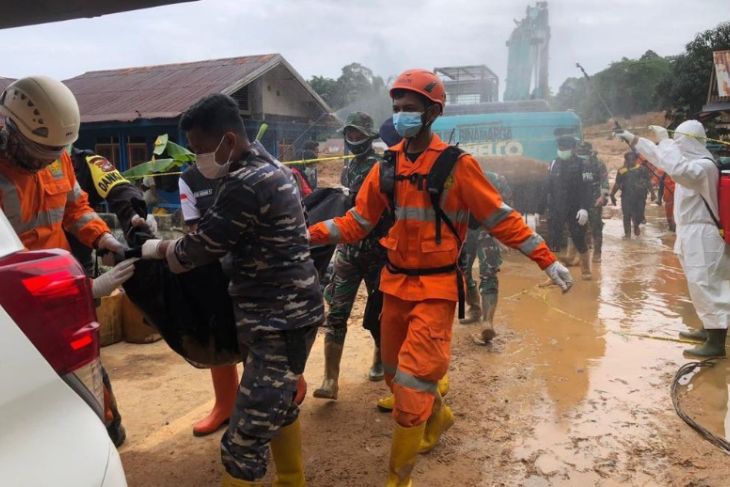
[458,170,513,345]
[576,141,609,263]
[141,94,324,487]
[314,112,389,400]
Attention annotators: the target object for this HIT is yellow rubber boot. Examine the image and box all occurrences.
[437,375,449,397]
[378,375,449,412]
[377,394,395,412]
[418,402,454,454]
[386,423,427,487]
[270,418,306,487]
[221,471,263,486]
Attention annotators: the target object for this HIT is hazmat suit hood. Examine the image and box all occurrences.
[673,120,713,161]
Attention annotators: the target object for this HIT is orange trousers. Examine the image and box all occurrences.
[381,294,455,427]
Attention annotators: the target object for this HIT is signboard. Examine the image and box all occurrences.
[714,50,730,98]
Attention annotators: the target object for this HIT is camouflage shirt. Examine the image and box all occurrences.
[340,150,388,256]
[485,171,513,206]
[173,141,324,331]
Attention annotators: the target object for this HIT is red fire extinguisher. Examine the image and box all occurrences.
[701,159,730,243]
[719,170,730,244]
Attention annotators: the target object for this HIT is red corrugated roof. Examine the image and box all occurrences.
[64,54,280,123]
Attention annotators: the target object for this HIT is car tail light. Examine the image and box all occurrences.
[0,249,100,375]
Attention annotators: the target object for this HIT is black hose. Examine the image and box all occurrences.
[671,358,730,454]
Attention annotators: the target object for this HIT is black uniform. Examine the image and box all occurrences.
[612,163,651,236]
[65,147,145,449]
[545,155,593,253]
[66,147,146,274]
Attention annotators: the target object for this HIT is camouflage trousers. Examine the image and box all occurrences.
[221,324,317,481]
[459,228,502,296]
[587,206,604,254]
[324,244,385,346]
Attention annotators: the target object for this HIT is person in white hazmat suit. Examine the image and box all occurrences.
[617,120,730,357]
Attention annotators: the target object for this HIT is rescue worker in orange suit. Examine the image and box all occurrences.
[308,69,573,486]
[0,76,133,446]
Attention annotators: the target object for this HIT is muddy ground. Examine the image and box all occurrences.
[105,206,730,487]
[105,139,730,486]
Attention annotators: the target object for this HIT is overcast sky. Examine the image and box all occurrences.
[0,0,726,97]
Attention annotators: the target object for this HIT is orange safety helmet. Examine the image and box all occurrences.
[390,69,446,111]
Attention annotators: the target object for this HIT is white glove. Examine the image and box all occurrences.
[648,125,669,142]
[141,239,164,259]
[544,261,573,293]
[92,258,137,298]
[97,232,126,254]
[576,209,589,226]
[131,214,158,236]
[614,129,636,145]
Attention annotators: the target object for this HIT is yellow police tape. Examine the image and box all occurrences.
[504,284,696,344]
[592,126,730,147]
[124,153,356,180]
[666,128,730,147]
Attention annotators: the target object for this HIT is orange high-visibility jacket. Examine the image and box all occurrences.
[309,134,556,302]
[0,150,110,251]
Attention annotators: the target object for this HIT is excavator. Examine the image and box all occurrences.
[432,1,581,213]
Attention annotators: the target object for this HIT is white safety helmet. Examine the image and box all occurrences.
[0,75,80,147]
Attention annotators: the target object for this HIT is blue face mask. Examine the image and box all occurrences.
[557,149,573,160]
[392,112,424,138]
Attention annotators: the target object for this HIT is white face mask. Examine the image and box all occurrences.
[196,136,234,180]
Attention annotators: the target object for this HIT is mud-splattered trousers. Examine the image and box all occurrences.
[459,228,502,296]
[325,242,386,346]
[323,151,387,346]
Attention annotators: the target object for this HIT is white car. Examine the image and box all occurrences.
[0,208,127,487]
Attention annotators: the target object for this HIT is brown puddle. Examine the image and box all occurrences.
[480,205,729,484]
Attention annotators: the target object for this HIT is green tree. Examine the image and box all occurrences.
[309,75,338,107]
[657,22,730,115]
[308,63,392,127]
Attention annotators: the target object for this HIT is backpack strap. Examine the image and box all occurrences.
[426,145,464,245]
[700,157,723,234]
[379,150,397,212]
[427,145,466,319]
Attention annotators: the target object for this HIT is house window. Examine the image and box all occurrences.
[95,136,120,166]
[128,136,148,166]
[232,85,250,113]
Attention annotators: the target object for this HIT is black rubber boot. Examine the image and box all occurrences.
[684,329,727,358]
[679,328,709,342]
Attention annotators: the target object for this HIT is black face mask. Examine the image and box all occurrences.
[345,138,373,156]
[2,125,62,172]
